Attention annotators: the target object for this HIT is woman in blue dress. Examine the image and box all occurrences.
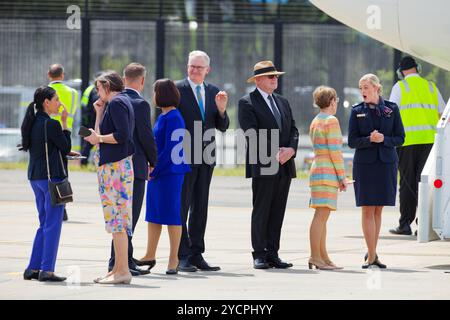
[139,79,190,274]
[348,74,405,269]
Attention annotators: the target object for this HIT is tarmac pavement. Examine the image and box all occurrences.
[0,169,449,300]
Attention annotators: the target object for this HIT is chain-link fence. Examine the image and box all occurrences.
[1,17,449,164]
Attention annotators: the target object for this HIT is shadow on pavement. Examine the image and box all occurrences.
[425,264,450,270]
[42,281,160,289]
[344,235,416,241]
[264,268,318,274]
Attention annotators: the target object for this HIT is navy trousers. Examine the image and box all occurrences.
[28,179,64,272]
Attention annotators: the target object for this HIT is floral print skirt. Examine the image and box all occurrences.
[94,151,134,236]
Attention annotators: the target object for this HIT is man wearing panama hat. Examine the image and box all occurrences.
[238,60,299,269]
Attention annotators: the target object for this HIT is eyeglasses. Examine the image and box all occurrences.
[189,65,208,70]
[267,75,279,79]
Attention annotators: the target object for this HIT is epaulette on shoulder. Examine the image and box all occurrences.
[352,102,364,109]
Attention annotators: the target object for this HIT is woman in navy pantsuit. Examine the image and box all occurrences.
[21,86,72,282]
[348,74,405,269]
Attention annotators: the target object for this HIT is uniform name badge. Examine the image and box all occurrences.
[356,113,366,118]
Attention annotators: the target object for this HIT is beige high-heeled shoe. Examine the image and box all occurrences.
[324,260,344,270]
[95,272,132,284]
[308,258,335,270]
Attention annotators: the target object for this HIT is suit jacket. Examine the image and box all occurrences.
[124,88,157,180]
[238,88,299,178]
[28,111,71,180]
[176,78,230,167]
[348,98,405,164]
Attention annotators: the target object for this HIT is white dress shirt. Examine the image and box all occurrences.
[257,87,281,117]
[389,73,446,113]
[188,77,206,108]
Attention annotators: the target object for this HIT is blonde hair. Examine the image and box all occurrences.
[359,73,383,95]
[313,86,337,109]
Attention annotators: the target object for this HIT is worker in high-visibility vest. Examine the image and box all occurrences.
[47,64,79,131]
[389,56,446,236]
[79,72,101,166]
[47,64,80,222]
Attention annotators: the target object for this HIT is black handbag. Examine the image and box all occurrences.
[44,120,73,206]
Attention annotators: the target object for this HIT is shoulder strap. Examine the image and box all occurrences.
[44,119,68,181]
[44,120,51,181]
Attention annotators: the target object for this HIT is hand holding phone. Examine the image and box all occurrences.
[78,126,92,137]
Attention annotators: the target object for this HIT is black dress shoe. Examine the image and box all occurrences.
[267,257,293,269]
[190,259,221,271]
[135,259,156,270]
[38,271,66,282]
[253,258,270,269]
[389,227,412,235]
[129,269,140,276]
[178,259,197,272]
[23,269,39,280]
[130,266,150,276]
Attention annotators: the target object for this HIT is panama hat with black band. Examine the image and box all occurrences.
[246,60,285,83]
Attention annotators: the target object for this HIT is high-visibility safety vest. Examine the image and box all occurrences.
[398,76,440,147]
[81,84,95,108]
[49,81,79,130]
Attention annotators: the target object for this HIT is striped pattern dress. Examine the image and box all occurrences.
[309,112,346,211]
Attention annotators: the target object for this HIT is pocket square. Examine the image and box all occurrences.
[356,113,366,118]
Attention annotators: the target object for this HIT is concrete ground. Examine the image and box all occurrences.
[0,169,449,300]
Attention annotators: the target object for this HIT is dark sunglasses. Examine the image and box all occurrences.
[267,75,279,79]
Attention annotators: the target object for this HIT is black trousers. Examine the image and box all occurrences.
[251,170,292,260]
[397,144,433,230]
[178,164,214,260]
[109,178,146,269]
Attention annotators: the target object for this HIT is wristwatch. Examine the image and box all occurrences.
[99,135,104,143]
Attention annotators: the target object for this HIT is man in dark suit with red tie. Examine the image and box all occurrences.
[176,50,230,272]
[238,61,299,269]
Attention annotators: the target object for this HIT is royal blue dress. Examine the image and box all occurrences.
[145,109,191,225]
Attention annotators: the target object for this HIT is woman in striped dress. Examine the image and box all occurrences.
[308,86,348,270]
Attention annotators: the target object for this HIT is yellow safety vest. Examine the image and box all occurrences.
[398,76,440,147]
[81,84,95,108]
[49,81,79,130]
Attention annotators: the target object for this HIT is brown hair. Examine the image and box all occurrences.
[313,86,337,109]
[153,78,180,108]
[123,62,146,80]
[48,64,64,78]
[95,71,124,94]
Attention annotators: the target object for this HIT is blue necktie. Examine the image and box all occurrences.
[195,85,205,121]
